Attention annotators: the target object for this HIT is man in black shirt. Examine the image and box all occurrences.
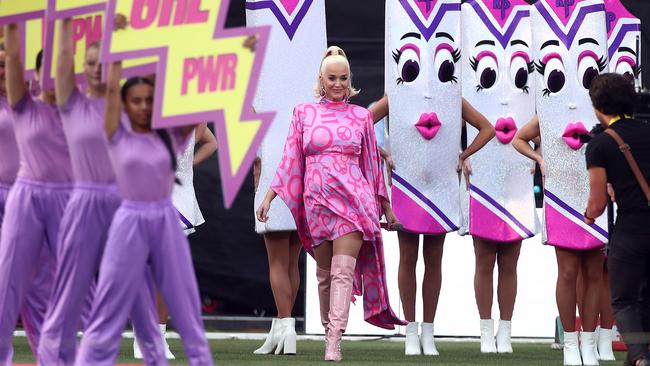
[585,73,650,366]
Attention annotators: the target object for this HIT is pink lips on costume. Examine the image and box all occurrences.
[415,112,442,140]
[562,122,589,150]
[494,117,518,144]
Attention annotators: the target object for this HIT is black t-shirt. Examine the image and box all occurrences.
[586,118,650,234]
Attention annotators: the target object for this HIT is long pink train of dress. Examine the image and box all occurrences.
[271,98,405,329]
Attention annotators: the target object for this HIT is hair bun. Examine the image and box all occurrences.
[324,45,347,60]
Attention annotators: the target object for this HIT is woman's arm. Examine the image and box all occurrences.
[55,18,75,106]
[4,24,27,108]
[512,115,543,165]
[193,122,217,165]
[104,62,122,139]
[460,98,496,161]
[369,95,388,123]
[584,167,608,224]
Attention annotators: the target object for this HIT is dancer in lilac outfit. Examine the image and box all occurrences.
[37,18,165,366]
[74,58,212,366]
[0,24,73,363]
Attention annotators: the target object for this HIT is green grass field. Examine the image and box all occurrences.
[11,337,626,365]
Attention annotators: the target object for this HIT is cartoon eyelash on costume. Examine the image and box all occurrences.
[534,60,546,75]
[527,61,534,74]
[392,48,402,64]
[396,77,405,85]
[475,84,484,92]
[452,48,461,63]
[597,55,607,72]
[470,56,478,71]
[522,85,530,94]
[542,88,551,97]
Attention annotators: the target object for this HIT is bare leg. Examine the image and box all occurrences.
[577,264,585,324]
[496,241,521,321]
[156,293,169,324]
[263,231,296,318]
[422,235,445,323]
[288,232,302,311]
[398,232,419,322]
[556,248,581,332]
[599,265,615,329]
[473,238,497,320]
[580,249,604,332]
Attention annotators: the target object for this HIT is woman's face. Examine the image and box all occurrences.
[321,62,350,102]
[125,83,154,130]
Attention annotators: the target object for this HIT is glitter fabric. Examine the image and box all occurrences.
[459,0,539,242]
[385,0,463,235]
[531,0,609,249]
[247,0,327,234]
[173,131,205,234]
[604,0,641,78]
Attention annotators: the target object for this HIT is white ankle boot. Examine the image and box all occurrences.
[420,322,439,356]
[133,338,143,359]
[159,324,175,359]
[496,319,513,353]
[480,319,497,353]
[580,331,599,365]
[253,318,279,354]
[274,317,297,355]
[564,331,583,365]
[404,322,421,355]
[596,327,615,361]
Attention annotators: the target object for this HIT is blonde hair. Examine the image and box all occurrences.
[314,46,360,98]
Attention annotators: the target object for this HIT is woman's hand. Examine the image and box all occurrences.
[460,156,472,190]
[379,147,394,186]
[114,13,128,30]
[256,198,271,222]
[382,202,403,231]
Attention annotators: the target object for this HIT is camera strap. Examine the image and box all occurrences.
[605,128,650,206]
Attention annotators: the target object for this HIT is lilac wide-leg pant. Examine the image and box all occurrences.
[75,199,212,366]
[37,184,166,366]
[0,179,70,364]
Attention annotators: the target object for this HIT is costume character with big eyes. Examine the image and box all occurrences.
[246,0,327,355]
[376,0,495,356]
[459,0,538,354]
[512,1,610,365]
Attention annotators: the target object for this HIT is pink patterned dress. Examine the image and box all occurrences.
[271,99,405,329]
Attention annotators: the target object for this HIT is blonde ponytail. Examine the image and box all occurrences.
[314,46,360,98]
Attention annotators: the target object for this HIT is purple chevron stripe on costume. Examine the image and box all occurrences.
[392,172,459,230]
[399,0,461,41]
[544,189,608,238]
[534,1,605,48]
[245,0,313,40]
[469,2,530,48]
[470,184,535,237]
[607,22,641,58]
[177,209,194,230]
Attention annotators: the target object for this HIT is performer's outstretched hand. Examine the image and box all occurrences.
[256,200,270,222]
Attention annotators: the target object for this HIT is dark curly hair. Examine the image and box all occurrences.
[589,73,637,117]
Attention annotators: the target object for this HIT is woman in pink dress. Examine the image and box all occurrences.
[257,46,405,362]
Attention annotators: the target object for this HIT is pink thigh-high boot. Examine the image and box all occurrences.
[325,255,356,362]
[316,267,331,331]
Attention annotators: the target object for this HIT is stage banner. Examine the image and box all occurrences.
[102,0,274,208]
[42,0,157,90]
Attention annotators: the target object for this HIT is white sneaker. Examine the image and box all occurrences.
[496,319,513,353]
[597,327,615,361]
[160,324,175,360]
[404,322,421,355]
[420,322,439,356]
[480,319,497,353]
[563,331,583,365]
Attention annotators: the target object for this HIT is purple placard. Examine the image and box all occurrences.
[102,0,274,208]
[399,0,461,41]
[534,0,605,49]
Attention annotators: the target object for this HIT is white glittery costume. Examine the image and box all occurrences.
[247,0,327,234]
[385,0,463,235]
[173,131,205,235]
[458,0,539,242]
[531,0,608,249]
[605,0,641,79]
